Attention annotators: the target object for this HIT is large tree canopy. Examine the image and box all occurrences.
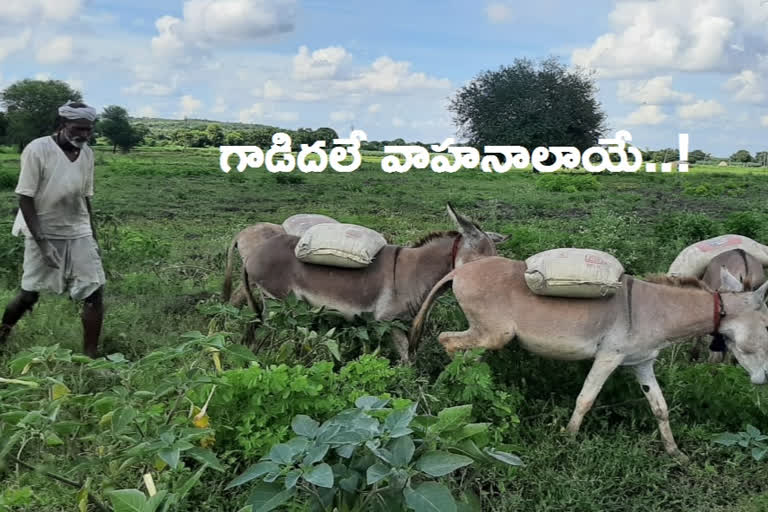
[448,57,608,157]
[98,105,146,153]
[0,79,83,152]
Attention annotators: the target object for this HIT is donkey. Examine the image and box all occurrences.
[409,255,768,459]
[235,204,508,363]
[693,249,767,363]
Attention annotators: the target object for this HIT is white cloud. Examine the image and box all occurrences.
[571,0,768,78]
[151,0,297,58]
[36,36,74,64]
[0,0,82,22]
[134,106,157,118]
[724,70,766,103]
[330,111,355,122]
[269,111,298,122]
[64,77,84,92]
[179,95,203,117]
[0,29,31,62]
[211,97,228,113]
[34,72,51,81]
[368,104,382,114]
[485,2,513,24]
[624,105,668,125]
[239,103,264,123]
[617,76,694,105]
[336,56,451,94]
[392,117,405,127]
[760,115,768,127]
[292,45,350,81]
[252,79,284,100]
[677,100,726,120]
[123,82,176,96]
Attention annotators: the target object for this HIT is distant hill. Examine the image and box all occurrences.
[128,117,281,132]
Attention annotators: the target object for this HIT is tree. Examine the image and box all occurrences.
[447,56,607,171]
[731,149,753,163]
[0,79,83,152]
[0,111,7,144]
[313,127,339,147]
[205,123,224,146]
[756,151,768,167]
[98,105,144,153]
[688,149,707,163]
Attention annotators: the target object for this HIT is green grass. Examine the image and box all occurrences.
[1,145,768,511]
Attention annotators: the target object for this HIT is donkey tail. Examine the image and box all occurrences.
[409,270,457,355]
[222,232,240,303]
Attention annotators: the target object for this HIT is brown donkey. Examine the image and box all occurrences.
[409,256,768,459]
[235,205,508,363]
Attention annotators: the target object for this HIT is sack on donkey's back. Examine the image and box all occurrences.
[524,248,625,298]
[294,223,387,268]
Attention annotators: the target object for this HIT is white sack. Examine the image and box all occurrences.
[667,234,768,278]
[295,223,387,268]
[525,248,625,298]
[282,214,339,237]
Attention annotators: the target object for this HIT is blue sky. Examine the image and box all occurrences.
[1,0,767,157]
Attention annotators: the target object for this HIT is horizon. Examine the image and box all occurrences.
[0,1,767,157]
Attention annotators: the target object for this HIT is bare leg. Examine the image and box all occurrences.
[565,353,624,434]
[229,285,248,307]
[631,359,687,460]
[82,286,104,358]
[391,327,410,365]
[0,289,39,344]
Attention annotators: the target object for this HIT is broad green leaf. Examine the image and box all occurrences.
[158,447,181,470]
[111,407,137,435]
[335,445,356,459]
[45,433,64,446]
[746,425,761,439]
[752,447,767,462]
[284,470,302,489]
[385,404,417,438]
[267,443,298,465]
[339,470,361,493]
[355,396,390,411]
[226,461,281,489]
[303,463,334,488]
[429,405,473,436]
[484,448,523,466]
[451,423,490,442]
[186,447,225,472]
[145,490,168,512]
[303,444,330,466]
[292,415,320,438]
[248,481,297,512]
[456,490,483,512]
[367,463,391,485]
[415,451,473,477]
[323,340,341,361]
[106,489,147,512]
[390,436,415,467]
[713,433,741,446]
[404,482,457,512]
[225,343,259,362]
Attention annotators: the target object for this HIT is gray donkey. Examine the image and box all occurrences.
[234,204,508,363]
[409,255,768,459]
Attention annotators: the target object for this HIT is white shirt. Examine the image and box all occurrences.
[12,135,94,239]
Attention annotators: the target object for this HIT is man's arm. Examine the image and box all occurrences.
[18,195,45,245]
[85,196,97,243]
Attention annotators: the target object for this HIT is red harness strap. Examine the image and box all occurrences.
[451,235,462,269]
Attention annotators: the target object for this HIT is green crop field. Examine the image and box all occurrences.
[1,144,768,512]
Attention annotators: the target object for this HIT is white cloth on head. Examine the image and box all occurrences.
[58,101,97,122]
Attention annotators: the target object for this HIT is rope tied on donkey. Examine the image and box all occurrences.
[711,291,727,352]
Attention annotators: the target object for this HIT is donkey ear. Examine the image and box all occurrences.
[446,203,479,236]
[720,266,743,292]
[752,279,768,307]
[485,231,511,245]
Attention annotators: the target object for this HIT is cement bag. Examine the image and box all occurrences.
[282,214,339,237]
[667,234,768,277]
[295,223,387,268]
[524,248,625,298]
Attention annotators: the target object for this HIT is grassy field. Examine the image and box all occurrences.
[1,144,768,511]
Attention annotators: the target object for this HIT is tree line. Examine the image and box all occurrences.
[0,76,765,164]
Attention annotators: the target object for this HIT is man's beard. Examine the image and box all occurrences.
[63,130,87,149]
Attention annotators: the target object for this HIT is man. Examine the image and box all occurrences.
[0,100,105,358]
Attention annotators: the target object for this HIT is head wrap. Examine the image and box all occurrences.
[58,101,98,122]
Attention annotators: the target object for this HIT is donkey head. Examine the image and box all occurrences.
[718,267,768,385]
[445,203,507,267]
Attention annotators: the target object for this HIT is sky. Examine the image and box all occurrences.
[0,0,767,157]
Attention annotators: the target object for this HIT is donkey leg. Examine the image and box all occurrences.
[565,353,624,434]
[391,327,410,365]
[631,359,687,460]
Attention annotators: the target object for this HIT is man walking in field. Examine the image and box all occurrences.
[0,101,106,358]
